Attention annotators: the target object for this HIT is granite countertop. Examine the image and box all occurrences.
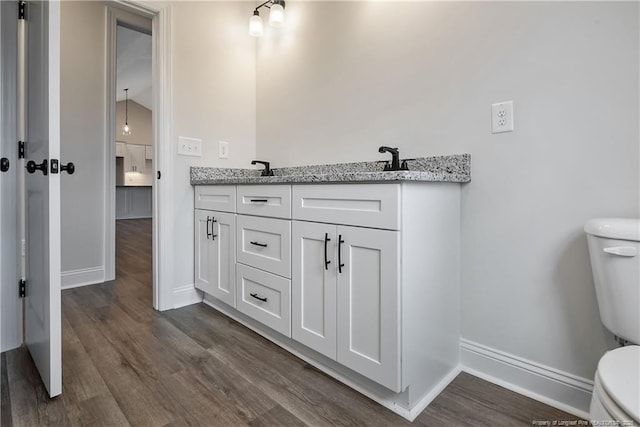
[190,154,471,185]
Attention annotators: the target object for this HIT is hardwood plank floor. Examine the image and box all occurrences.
[1,218,582,426]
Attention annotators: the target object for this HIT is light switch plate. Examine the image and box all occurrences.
[177,136,202,157]
[218,141,229,159]
[491,101,514,134]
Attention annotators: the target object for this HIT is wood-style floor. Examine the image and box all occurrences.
[1,218,581,426]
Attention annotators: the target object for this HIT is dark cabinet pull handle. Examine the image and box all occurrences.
[211,216,217,240]
[0,157,9,172]
[250,241,268,248]
[324,233,331,270]
[61,162,75,175]
[338,234,345,273]
[250,292,267,302]
[206,216,212,239]
[26,159,48,175]
[250,199,268,203]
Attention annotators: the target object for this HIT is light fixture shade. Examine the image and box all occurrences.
[249,13,264,37]
[122,123,131,135]
[269,2,285,27]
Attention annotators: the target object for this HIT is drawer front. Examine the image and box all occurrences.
[195,185,236,213]
[237,185,291,219]
[237,216,291,278]
[236,264,291,337]
[292,184,400,230]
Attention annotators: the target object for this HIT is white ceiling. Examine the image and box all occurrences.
[116,25,152,110]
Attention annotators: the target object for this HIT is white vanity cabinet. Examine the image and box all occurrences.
[194,180,461,420]
[292,220,400,391]
[195,186,237,307]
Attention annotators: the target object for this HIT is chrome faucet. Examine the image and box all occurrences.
[378,146,408,171]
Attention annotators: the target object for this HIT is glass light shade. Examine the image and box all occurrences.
[122,123,131,135]
[269,3,285,27]
[249,14,264,37]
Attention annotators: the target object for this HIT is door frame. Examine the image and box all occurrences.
[105,1,173,310]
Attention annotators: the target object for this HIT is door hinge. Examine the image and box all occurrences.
[19,279,26,298]
[18,1,26,20]
[157,171,161,179]
[18,141,25,159]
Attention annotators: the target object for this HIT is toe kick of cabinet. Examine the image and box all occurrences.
[236,263,291,337]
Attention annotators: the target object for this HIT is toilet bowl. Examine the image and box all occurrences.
[589,345,639,425]
[584,218,640,425]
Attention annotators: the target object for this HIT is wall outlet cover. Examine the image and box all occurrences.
[177,136,202,157]
[491,101,514,134]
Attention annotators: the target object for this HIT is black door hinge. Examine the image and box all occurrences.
[19,279,26,298]
[18,141,25,159]
[18,1,26,20]
[157,170,161,179]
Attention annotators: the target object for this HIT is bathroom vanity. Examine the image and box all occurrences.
[190,154,470,420]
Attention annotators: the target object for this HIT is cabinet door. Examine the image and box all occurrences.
[194,210,236,307]
[291,221,337,359]
[336,226,401,392]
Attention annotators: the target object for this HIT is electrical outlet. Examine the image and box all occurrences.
[219,141,229,159]
[491,101,514,134]
[177,136,202,157]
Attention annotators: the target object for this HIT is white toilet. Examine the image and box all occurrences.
[584,218,640,425]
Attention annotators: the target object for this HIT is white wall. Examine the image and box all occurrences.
[170,1,256,296]
[256,0,639,404]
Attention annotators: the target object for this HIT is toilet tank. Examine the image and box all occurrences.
[585,218,640,343]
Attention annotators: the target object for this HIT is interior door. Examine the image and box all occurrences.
[24,0,62,397]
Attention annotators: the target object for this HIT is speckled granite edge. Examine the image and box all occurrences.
[190,154,471,185]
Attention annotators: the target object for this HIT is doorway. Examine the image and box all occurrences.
[113,22,154,292]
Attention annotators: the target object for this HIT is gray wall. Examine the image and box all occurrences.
[256,0,639,382]
[60,1,106,275]
[116,100,152,146]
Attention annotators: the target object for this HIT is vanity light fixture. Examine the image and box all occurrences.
[249,0,285,37]
[122,88,131,135]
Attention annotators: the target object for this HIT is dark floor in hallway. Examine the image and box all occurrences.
[1,218,580,426]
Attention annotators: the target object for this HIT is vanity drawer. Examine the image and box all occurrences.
[237,185,291,219]
[195,185,236,213]
[292,184,400,230]
[237,215,291,278]
[236,264,291,337]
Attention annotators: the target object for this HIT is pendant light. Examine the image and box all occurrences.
[122,88,131,135]
[249,0,285,37]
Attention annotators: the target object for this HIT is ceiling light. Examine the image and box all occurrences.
[122,88,131,135]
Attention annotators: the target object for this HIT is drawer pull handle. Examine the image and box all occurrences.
[250,241,268,248]
[250,293,267,302]
[250,199,268,203]
[338,234,345,273]
[324,233,331,270]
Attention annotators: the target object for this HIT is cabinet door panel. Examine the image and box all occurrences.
[194,210,236,307]
[292,221,337,359]
[336,226,400,392]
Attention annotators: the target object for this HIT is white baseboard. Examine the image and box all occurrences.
[172,284,203,309]
[61,266,105,289]
[404,366,462,421]
[460,338,593,420]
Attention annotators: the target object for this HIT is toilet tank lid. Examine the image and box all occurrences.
[598,346,640,422]
[584,218,640,241]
